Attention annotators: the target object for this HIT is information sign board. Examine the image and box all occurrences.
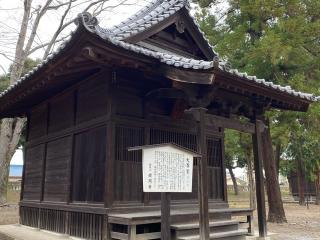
[142,145,194,193]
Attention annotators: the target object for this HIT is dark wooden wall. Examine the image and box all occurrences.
[111,72,225,205]
[22,67,227,208]
[23,71,110,204]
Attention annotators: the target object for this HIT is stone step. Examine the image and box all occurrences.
[176,229,248,240]
[172,220,239,237]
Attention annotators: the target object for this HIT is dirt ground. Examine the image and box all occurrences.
[267,203,320,240]
[0,205,19,226]
[0,203,319,239]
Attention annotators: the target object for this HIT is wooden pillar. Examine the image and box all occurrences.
[187,107,210,240]
[252,119,267,237]
[105,74,115,208]
[161,192,171,240]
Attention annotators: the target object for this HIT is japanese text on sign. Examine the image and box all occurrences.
[142,146,194,193]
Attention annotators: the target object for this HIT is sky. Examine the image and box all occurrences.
[11,148,23,165]
[0,0,152,74]
[0,0,228,75]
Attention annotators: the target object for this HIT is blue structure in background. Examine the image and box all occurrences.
[9,165,23,177]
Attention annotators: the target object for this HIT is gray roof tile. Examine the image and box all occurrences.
[0,1,317,104]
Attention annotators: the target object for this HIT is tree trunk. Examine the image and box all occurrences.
[0,118,25,204]
[247,153,256,209]
[315,170,320,205]
[0,0,32,205]
[261,118,287,223]
[274,143,281,176]
[296,156,306,206]
[228,167,239,195]
[0,166,9,205]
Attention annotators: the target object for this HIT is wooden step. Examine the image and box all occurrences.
[176,229,248,240]
[171,220,239,230]
[108,210,232,225]
[172,220,240,238]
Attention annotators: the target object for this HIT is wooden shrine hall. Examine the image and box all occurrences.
[0,0,317,239]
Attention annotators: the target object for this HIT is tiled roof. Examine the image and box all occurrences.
[0,2,317,103]
[108,0,190,40]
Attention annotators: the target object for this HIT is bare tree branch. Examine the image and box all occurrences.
[43,0,73,58]
[8,0,32,84]
[43,0,134,58]
[29,35,69,55]
[46,0,78,11]
[0,64,7,75]
[0,53,15,62]
[24,0,54,56]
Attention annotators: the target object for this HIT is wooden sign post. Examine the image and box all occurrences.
[129,143,201,240]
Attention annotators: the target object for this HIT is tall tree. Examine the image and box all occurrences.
[224,130,249,195]
[0,0,138,204]
[196,0,320,222]
[262,118,286,222]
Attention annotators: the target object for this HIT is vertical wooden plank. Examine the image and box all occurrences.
[220,132,228,202]
[65,211,69,236]
[70,89,78,205]
[187,107,209,240]
[20,145,26,202]
[198,109,210,240]
[40,143,47,202]
[105,72,115,208]
[161,192,171,240]
[20,113,30,202]
[38,142,47,230]
[128,225,137,240]
[252,119,267,237]
[105,120,115,207]
[67,134,75,204]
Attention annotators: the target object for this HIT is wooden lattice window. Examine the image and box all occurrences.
[115,125,144,162]
[150,128,198,165]
[207,138,222,167]
[150,128,197,151]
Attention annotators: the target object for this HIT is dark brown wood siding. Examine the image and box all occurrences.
[48,91,74,133]
[44,136,72,202]
[76,75,108,124]
[72,126,107,202]
[28,103,47,140]
[23,144,45,200]
[24,72,111,204]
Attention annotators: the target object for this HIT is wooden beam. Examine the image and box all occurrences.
[206,114,265,134]
[161,66,215,85]
[252,119,267,237]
